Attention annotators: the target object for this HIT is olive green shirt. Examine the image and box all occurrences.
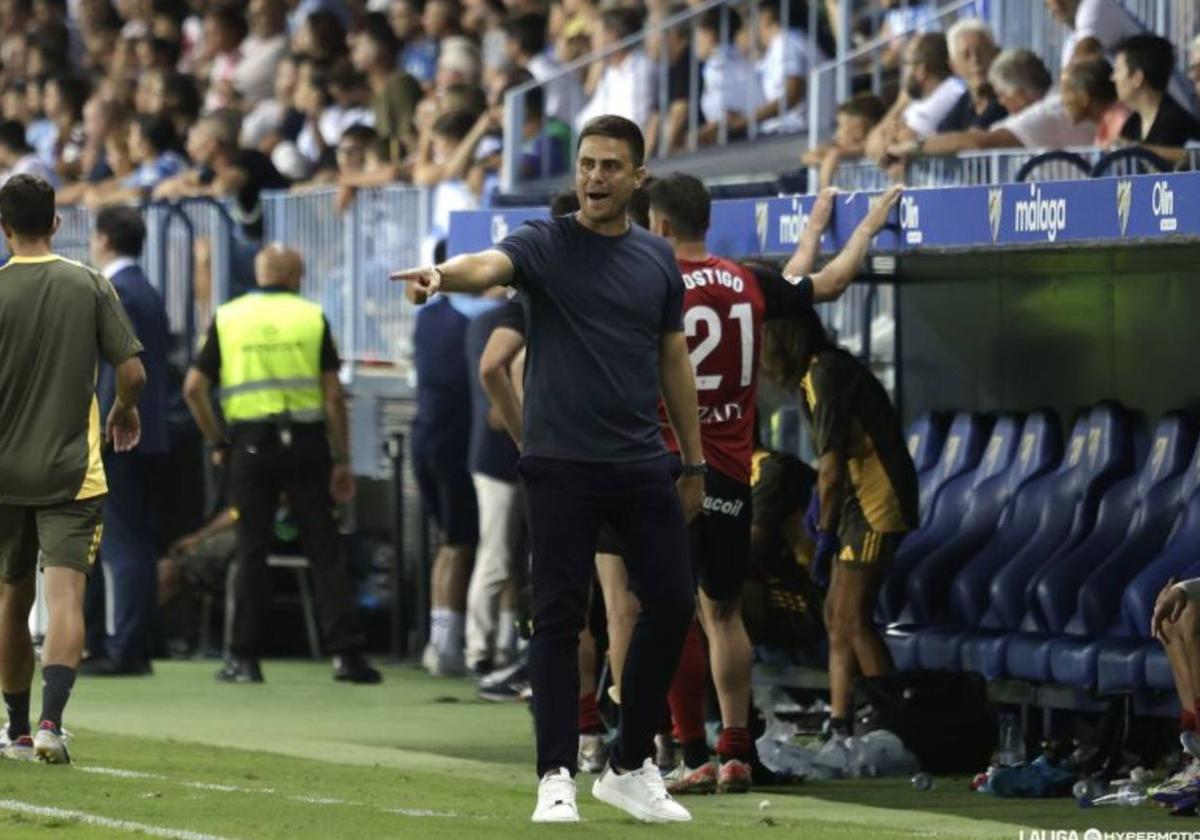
[0,254,143,505]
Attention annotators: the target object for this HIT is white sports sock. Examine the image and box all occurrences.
[496,610,518,661]
[443,611,465,658]
[429,608,450,653]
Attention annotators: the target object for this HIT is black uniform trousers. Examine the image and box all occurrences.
[519,453,695,778]
[227,421,365,658]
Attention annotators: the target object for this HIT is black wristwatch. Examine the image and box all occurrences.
[680,462,707,478]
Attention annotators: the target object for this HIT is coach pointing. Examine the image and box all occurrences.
[392,115,701,824]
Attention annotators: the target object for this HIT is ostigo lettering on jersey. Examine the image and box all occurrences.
[683,267,744,293]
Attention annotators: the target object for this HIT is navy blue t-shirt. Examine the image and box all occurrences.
[465,303,520,481]
[411,296,472,464]
[495,215,684,463]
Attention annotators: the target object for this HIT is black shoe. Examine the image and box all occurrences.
[471,659,493,680]
[79,657,153,677]
[332,652,382,684]
[216,658,264,683]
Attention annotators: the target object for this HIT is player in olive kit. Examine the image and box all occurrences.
[0,175,146,764]
[762,295,919,745]
[642,175,903,791]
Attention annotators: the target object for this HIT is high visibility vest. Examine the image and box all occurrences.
[214,291,325,424]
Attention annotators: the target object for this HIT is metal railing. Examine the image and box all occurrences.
[823,143,1200,191]
[263,185,427,375]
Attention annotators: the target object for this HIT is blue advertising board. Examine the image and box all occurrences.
[447,172,1200,259]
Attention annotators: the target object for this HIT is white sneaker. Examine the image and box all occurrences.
[33,725,70,765]
[0,723,35,762]
[579,733,608,774]
[421,643,437,673]
[592,759,692,823]
[532,768,579,823]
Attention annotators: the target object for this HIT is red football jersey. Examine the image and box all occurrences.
[661,256,766,484]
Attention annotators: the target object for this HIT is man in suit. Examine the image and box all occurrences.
[82,207,171,676]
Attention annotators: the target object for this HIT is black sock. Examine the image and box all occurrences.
[682,738,709,769]
[829,716,850,737]
[40,666,76,731]
[3,690,31,738]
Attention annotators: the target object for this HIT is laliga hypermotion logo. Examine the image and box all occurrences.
[988,187,1003,243]
[1115,179,1132,236]
[490,213,509,244]
[755,200,770,252]
[1013,182,1068,242]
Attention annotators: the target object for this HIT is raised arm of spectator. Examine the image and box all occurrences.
[864,93,910,162]
[442,111,497,184]
[890,125,1020,159]
[808,184,902,302]
[479,326,527,446]
[783,187,836,277]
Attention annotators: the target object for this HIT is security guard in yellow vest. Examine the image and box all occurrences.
[183,245,381,685]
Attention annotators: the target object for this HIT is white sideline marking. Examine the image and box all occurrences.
[78,766,163,780]
[0,799,238,840]
[79,766,464,820]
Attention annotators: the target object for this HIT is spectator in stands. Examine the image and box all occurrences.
[804,94,887,189]
[0,119,58,186]
[390,0,439,87]
[157,72,204,144]
[134,35,181,74]
[865,33,964,167]
[938,18,1005,133]
[293,8,348,66]
[153,113,290,295]
[504,12,584,128]
[80,96,130,182]
[351,12,423,163]
[694,7,760,146]
[43,74,89,182]
[24,78,56,168]
[1060,58,1129,148]
[574,8,652,134]
[1113,34,1200,158]
[647,3,701,153]
[887,48,1080,159]
[287,0,353,35]
[233,0,288,109]
[296,66,375,173]
[436,35,483,92]
[200,5,248,113]
[241,54,302,153]
[88,114,186,206]
[754,1,823,136]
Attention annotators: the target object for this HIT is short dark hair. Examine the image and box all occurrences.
[628,175,656,229]
[340,123,379,146]
[600,8,643,40]
[910,32,952,80]
[577,115,645,168]
[95,205,146,257]
[360,12,401,63]
[550,189,579,216]
[1117,33,1174,93]
[646,172,711,241]
[698,7,741,36]
[1065,58,1117,103]
[49,74,91,120]
[505,13,547,57]
[433,109,478,142]
[0,174,56,238]
[206,5,249,42]
[149,35,183,68]
[837,93,887,126]
[135,113,179,154]
[0,119,30,153]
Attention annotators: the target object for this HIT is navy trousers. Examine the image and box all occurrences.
[87,451,158,664]
[519,454,695,778]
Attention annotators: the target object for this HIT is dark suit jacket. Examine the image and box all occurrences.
[98,263,171,455]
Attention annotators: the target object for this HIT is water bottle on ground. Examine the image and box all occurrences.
[996,713,1024,767]
[1081,786,1147,808]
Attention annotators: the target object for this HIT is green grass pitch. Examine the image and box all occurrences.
[0,661,1181,838]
